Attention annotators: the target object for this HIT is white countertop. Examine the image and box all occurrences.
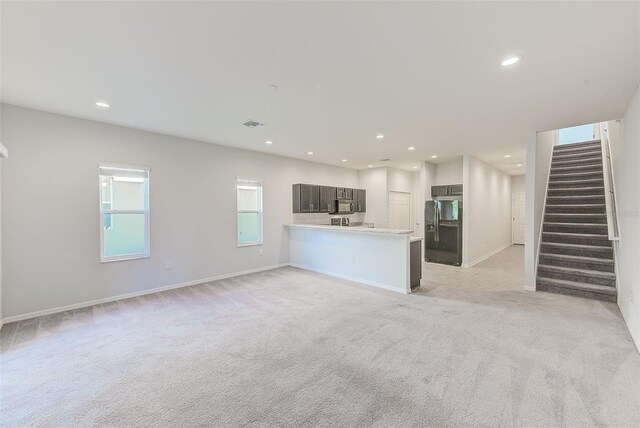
[285,224,413,235]
[410,237,424,242]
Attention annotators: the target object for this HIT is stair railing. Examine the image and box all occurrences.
[599,122,620,240]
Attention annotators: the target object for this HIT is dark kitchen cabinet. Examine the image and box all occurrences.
[292,184,320,213]
[354,189,367,212]
[336,187,353,200]
[319,186,337,213]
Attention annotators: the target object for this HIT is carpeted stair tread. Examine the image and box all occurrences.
[549,171,604,180]
[548,178,604,188]
[552,157,603,167]
[544,213,607,221]
[552,151,603,161]
[542,222,608,235]
[547,186,604,196]
[541,231,611,245]
[539,253,614,272]
[536,277,617,302]
[539,252,614,273]
[553,139,601,149]
[546,195,605,205]
[538,264,615,281]
[545,204,606,214]
[540,241,613,251]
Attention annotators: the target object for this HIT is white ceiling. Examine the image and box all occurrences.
[1,1,638,175]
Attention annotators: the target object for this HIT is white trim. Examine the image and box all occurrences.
[99,164,151,263]
[98,162,151,172]
[236,178,263,246]
[1,263,288,325]
[0,142,8,159]
[462,243,512,268]
[288,263,409,295]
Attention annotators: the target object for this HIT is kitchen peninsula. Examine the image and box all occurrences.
[285,224,421,293]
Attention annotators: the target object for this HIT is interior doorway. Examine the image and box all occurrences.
[389,191,411,230]
[512,192,525,245]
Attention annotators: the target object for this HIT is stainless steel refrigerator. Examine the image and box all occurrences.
[425,200,463,266]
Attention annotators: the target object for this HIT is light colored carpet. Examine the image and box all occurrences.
[1,246,639,427]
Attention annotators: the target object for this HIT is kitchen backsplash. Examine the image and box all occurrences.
[292,212,367,226]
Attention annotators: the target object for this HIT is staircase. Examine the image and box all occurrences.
[537,140,617,302]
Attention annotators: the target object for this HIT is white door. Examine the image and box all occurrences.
[512,192,525,245]
[389,191,411,230]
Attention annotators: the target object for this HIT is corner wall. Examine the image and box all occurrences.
[1,104,359,320]
[358,167,389,228]
[524,130,556,290]
[463,156,512,266]
[611,87,640,351]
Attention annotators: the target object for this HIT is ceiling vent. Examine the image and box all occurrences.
[379,158,392,162]
[243,120,265,128]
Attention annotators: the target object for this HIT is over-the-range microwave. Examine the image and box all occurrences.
[335,199,355,214]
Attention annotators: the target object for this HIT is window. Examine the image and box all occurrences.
[237,178,263,246]
[99,164,150,262]
[559,124,596,145]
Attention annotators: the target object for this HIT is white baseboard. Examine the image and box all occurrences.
[1,263,288,325]
[462,243,513,268]
[288,263,409,295]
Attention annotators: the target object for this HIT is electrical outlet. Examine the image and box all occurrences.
[259,248,263,256]
[165,261,173,270]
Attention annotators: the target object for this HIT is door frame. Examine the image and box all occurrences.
[388,190,412,230]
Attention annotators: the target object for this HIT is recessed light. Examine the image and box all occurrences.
[501,56,520,66]
[408,146,415,151]
[266,84,279,91]
[307,151,314,155]
[265,140,273,145]
[413,166,418,169]
[95,101,110,109]
[517,163,523,167]
[342,159,348,162]
[431,155,438,159]
[376,134,384,140]
[368,164,373,168]
[504,154,511,158]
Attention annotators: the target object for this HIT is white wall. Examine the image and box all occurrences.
[0,157,3,326]
[611,87,640,351]
[464,156,512,266]
[511,175,526,194]
[524,130,556,290]
[358,167,420,231]
[0,104,359,319]
[434,158,463,186]
[358,167,388,228]
[288,227,410,294]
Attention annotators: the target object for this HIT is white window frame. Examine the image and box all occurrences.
[236,177,263,247]
[99,163,151,262]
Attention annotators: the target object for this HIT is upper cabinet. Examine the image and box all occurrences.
[354,189,366,212]
[293,184,365,213]
[319,186,337,213]
[336,187,353,200]
[293,184,320,213]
